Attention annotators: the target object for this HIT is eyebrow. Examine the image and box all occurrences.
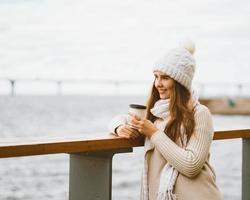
[154,74,170,78]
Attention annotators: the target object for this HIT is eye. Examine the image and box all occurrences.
[163,76,170,80]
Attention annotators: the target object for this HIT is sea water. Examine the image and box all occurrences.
[0,95,249,200]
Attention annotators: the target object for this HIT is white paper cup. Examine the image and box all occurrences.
[128,104,147,119]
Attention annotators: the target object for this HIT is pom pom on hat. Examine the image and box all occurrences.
[179,39,195,55]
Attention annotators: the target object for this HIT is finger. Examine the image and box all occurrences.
[124,124,140,132]
[130,118,141,127]
[118,126,131,136]
[124,124,136,131]
[134,115,141,120]
[130,128,140,137]
[122,127,137,137]
[131,130,141,137]
[128,113,141,122]
[127,123,139,130]
[125,131,137,139]
[128,113,141,120]
[128,123,143,133]
[119,132,130,139]
[128,127,142,138]
[122,128,132,135]
[123,127,140,139]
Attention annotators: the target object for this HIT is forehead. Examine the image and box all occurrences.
[153,70,169,76]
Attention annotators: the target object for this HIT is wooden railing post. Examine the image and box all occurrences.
[242,138,250,200]
[69,148,132,200]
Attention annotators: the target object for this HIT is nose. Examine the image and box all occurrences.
[155,78,163,88]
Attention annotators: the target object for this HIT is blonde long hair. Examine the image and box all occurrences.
[146,80,195,143]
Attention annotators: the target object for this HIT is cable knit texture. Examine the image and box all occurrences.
[150,106,212,178]
[152,40,196,91]
[108,104,222,200]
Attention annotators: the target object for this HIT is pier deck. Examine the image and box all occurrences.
[200,98,250,115]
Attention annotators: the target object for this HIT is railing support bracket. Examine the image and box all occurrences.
[242,138,250,200]
[69,148,133,200]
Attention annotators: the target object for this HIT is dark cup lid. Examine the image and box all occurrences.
[129,104,147,109]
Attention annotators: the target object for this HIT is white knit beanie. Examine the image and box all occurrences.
[152,39,196,90]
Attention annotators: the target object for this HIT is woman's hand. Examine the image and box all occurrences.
[129,115,158,138]
[115,124,141,139]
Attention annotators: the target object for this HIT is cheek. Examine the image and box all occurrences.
[164,80,174,90]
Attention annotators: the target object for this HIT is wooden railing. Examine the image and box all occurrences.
[0,129,250,200]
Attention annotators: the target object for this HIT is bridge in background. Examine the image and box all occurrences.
[1,78,250,115]
[0,78,250,97]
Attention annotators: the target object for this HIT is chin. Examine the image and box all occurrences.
[160,95,169,99]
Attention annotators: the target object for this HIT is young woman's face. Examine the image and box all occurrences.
[154,71,174,99]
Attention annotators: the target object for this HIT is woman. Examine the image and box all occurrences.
[108,40,222,200]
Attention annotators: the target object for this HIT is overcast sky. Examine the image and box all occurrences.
[0,0,249,86]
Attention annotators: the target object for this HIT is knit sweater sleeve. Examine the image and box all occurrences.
[108,114,128,134]
[150,105,214,178]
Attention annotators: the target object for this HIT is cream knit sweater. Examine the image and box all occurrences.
[108,104,222,200]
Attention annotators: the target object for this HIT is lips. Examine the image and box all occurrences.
[158,89,167,93]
